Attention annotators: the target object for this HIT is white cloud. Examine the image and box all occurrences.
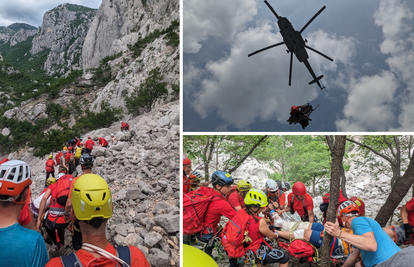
[0,0,101,26]
[183,0,257,53]
[336,71,398,131]
[192,23,356,129]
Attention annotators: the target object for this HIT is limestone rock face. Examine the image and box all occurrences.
[82,0,180,113]
[0,23,37,44]
[82,0,179,70]
[3,96,48,123]
[30,4,97,77]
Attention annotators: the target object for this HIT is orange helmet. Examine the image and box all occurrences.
[337,200,359,218]
[292,181,306,196]
[183,156,191,165]
[0,160,32,201]
[350,196,365,216]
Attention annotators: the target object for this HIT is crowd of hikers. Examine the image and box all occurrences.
[183,156,414,267]
[0,135,149,267]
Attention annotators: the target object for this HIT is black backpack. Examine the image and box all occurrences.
[60,246,131,267]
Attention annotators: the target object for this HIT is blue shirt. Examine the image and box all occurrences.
[0,223,49,267]
[351,217,400,267]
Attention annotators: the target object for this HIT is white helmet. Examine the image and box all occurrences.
[265,179,278,192]
[111,133,114,136]
[192,170,203,179]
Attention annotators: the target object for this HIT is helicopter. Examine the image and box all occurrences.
[248,0,334,90]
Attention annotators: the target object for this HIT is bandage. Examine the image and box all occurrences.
[282,222,310,231]
[293,229,305,239]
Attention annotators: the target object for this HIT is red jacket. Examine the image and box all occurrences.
[202,188,237,234]
[183,174,191,194]
[45,159,56,172]
[85,139,95,150]
[99,138,108,147]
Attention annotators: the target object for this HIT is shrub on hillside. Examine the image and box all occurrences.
[124,67,168,115]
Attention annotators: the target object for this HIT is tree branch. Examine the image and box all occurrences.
[228,135,268,173]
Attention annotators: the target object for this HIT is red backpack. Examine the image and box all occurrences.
[55,153,62,165]
[52,174,73,200]
[46,160,54,168]
[288,239,318,262]
[183,187,220,235]
[221,209,254,258]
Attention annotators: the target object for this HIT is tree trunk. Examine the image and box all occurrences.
[203,136,216,181]
[375,153,414,226]
[340,164,348,199]
[228,135,268,173]
[320,136,346,267]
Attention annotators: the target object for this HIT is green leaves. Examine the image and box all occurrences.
[124,67,168,115]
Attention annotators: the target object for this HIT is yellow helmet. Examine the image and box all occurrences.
[244,189,268,207]
[237,180,252,192]
[48,155,53,159]
[63,146,68,151]
[46,177,56,186]
[71,174,112,220]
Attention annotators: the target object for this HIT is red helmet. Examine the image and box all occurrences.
[183,156,191,165]
[350,196,365,216]
[292,181,306,196]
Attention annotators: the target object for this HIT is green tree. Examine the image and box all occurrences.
[125,67,168,114]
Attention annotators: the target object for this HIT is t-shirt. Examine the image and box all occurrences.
[351,217,400,267]
[405,198,414,226]
[18,204,32,226]
[202,189,237,234]
[46,243,150,267]
[0,223,49,267]
[228,191,245,209]
[287,192,313,217]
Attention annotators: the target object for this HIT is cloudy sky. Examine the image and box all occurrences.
[0,0,102,27]
[183,0,414,132]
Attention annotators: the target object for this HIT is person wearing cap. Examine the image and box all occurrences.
[325,201,404,267]
[45,155,57,187]
[0,160,49,266]
[46,174,150,267]
[228,180,252,211]
[279,181,315,222]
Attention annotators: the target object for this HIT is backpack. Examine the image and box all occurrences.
[221,209,254,258]
[288,239,318,262]
[60,246,131,267]
[320,190,348,224]
[74,147,82,159]
[51,174,73,200]
[183,187,220,235]
[55,153,61,165]
[46,160,54,168]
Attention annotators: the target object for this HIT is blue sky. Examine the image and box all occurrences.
[0,0,102,27]
[183,0,414,132]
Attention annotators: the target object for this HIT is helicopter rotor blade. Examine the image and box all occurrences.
[264,0,280,19]
[248,42,284,57]
[299,6,326,34]
[289,51,293,86]
[305,45,333,61]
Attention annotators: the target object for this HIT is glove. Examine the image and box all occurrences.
[404,223,414,237]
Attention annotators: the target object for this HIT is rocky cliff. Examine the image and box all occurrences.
[83,0,180,113]
[0,23,37,45]
[30,4,97,76]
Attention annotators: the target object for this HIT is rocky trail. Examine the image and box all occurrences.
[6,101,179,266]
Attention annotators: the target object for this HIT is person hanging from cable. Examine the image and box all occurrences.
[287,103,318,129]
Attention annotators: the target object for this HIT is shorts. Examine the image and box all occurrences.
[309,230,339,255]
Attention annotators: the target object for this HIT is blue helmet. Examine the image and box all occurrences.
[211,171,233,186]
